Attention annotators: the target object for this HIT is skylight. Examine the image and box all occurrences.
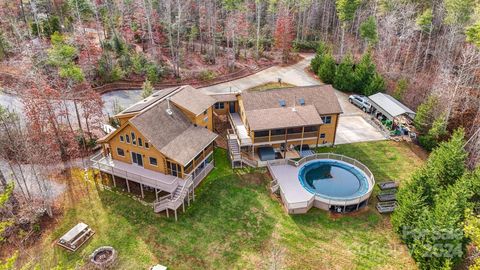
[279,100,286,107]
[299,98,305,105]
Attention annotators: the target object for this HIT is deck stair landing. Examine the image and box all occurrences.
[153,177,194,221]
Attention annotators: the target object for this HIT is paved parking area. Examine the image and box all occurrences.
[335,115,386,145]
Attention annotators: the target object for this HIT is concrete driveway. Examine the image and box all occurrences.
[202,53,387,145]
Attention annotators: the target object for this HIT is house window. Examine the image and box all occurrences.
[125,134,130,143]
[145,142,149,149]
[117,147,125,156]
[138,138,143,147]
[120,135,124,142]
[320,133,326,138]
[131,132,136,145]
[149,157,158,166]
[321,116,332,124]
[214,102,225,109]
[304,126,319,132]
[204,116,209,123]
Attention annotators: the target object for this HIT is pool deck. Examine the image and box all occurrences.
[269,163,313,206]
[267,154,375,214]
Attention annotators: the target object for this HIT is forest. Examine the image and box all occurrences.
[0,0,479,269]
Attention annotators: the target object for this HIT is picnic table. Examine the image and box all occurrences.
[57,222,95,252]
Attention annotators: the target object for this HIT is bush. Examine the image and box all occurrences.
[333,54,356,91]
[198,70,217,81]
[317,53,336,84]
[418,134,438,151]
[145,63,163,83]
[293,40,320,52]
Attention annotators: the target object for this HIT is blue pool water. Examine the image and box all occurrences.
[298,160,370,199]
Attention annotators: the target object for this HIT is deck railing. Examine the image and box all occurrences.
[267,153,375,211]
[90,152,180,193]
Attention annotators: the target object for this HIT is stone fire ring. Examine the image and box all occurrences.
[90,246,117,269]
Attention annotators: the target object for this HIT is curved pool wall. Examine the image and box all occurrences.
[299,158,373,213]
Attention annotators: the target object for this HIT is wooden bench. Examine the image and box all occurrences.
[57,222,95,252]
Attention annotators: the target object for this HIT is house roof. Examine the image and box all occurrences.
[210,93,238,102]
[127,86,218,166]
[170,85,216,115]
[120,86,181,114]
[245,105,323,130]
[368,93,415,120]
[160,126,217,166]
[241,85,343,115]
[241,85,342,130]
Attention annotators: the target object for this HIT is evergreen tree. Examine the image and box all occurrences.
[141,79,154,98]
[353,52,377,93]
[317,52,337,84]
[414,95,438,134]
[359,16,378,48]
[310,42,328,73]
[466,21,480,47]
[333,54,356,91]
[363,72,385,96]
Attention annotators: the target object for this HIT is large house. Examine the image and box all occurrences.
[91,85,218,219]
[91,84,343,217]
[212,85,343,167]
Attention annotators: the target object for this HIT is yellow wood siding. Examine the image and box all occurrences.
[176,106,214,131]
[106,123,167,174]
[213,101,238,115]
[318,114,339,145]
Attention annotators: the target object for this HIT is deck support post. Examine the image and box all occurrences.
[126,179,130,193]
[187,191,190,206]
[174,209,178,221]
[166,209,169,218]
[155,189,158,201]
[111,168,116,187]
[140,183,144,198]
[182,202,185,212]
[192,188,195,201]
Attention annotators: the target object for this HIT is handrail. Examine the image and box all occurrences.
[267,152,376,209]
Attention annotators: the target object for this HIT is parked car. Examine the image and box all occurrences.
[348,94,372,112]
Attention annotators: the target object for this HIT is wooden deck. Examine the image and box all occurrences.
[91,153,183,193]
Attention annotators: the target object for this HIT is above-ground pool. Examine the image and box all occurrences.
[298,159,370,201]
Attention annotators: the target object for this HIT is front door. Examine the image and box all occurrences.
[229,101,236,113]
[131,152,143,167]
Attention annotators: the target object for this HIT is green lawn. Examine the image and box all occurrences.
[24,141,423,269]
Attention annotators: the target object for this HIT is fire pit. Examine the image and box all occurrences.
[90,246,117,269]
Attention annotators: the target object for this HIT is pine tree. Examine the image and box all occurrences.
[317,52,337,84]
[333,54,355,91]
[141,79,154,99]
[414,96,438,134]
[353,52,376,93]
[359,16,378,48]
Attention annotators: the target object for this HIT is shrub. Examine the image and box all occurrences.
[198,70,217,81]
[145,63,163,83]
[333,54,356,91]
[317,52,336,84]
[414,96,438,134]
[418,134,438,151]
[293,40,320,51]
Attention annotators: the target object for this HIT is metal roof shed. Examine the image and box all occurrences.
[368,93,416,121]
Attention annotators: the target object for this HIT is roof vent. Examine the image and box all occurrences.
[299,98,305,106]
[279,99,286,107]
[166,108,173,115]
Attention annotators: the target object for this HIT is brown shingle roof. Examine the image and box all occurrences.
[160,126,217,166]
[242,85,343,115]
[210,93,238,102]
[170,85,216,115]
[129,96,217,166]
[245,105,323,130]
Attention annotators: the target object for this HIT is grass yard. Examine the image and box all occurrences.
[246,82,296,92]
[22,141,424,269]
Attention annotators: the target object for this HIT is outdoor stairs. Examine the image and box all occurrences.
[153,178,194,221]
[228,136,242,168]
[270,178,280,194]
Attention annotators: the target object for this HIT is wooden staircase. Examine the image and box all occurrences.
[153,177,194,221]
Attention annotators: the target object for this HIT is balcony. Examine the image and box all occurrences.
[90,153,182,193]
[252,131,319,145]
